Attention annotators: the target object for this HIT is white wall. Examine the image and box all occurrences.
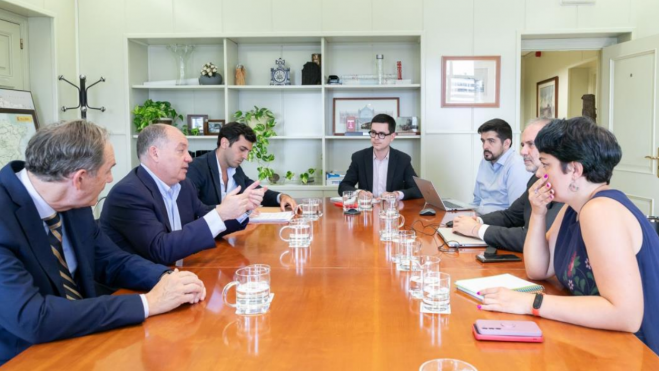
[521,50,599,125]
[75,0,659,201]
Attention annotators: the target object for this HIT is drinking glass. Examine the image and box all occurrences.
[378,212,405,241]
[358,192,373,211]
[396,239,421,272]
[392,230,416,263]
[419,359,477,371]
[222,264,271,315]
[410,255,440,299]
[279,218,312,248]
[295,202,316,219]
[307,198,323,219]
[379,193,398,217]
[422,271,451,312]
[343,191,359,213]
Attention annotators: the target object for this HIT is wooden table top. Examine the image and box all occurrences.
[5,199,658,370]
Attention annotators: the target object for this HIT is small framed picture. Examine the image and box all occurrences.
[187,114,208,134]
[395,116,420,135]
[441,56,501,108]
[536,76,558,118]
[204,119,225,136]
[333,97,399,135]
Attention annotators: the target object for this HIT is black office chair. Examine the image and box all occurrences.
[648,216,659,237]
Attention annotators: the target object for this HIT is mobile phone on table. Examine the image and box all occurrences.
[472,320,543,343]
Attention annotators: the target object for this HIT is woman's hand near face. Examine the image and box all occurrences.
[529,175,554,216]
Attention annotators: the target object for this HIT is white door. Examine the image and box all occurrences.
[601,33,659,215]
[0,18,23,90]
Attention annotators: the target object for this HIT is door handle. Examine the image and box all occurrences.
[645,156,659,160]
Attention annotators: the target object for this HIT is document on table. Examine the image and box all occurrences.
[249,211,294,223]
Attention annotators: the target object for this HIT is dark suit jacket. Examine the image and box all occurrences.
[480,175,563,252]
[187,151,280,207]
[0,162,168,365]
[100,166,246,265]
[338,147,422,200]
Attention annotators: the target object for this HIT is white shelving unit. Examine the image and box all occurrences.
[126,33,422,197]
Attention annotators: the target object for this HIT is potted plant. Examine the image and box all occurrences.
[199,62,223,85]
[234,106,278,182]
[132,99,183,132]
[299,168,319,185]
[285,171,295,184]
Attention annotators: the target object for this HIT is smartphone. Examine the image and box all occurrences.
[476,253,522,263]
[473,320,543,343]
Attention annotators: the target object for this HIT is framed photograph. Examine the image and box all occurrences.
[204,119,225,136]
[0,88,36,110]
[187,114,208,134]
[536,76,558,118]
[395,117,420,135]
[441,56,501,108]
[333,97,399,135]
[0,109,39,168]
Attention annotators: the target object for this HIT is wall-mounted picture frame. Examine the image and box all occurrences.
[441,56,501,108]
[537,76,558,118]
[204,119,225,136]
[187,114,208,134]
[0,108,39,168]
[333,97,399,135]
[0,88,36,110]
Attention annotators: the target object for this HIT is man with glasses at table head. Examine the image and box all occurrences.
[338,114,422,200]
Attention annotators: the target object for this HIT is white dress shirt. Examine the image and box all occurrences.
[371,150,403,200]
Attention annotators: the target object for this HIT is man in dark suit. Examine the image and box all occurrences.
[338,114,422,200]
[101,124,263,265]
[0,121,205,365]
[452,119,562,252]
[187,122,297,211]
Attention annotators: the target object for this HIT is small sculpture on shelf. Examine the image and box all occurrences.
[235,64,246,85]
[199,62,222,85]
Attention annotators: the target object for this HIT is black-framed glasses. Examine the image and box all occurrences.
[369,130,393,139]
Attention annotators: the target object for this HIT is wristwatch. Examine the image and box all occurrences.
[532,293,544,316]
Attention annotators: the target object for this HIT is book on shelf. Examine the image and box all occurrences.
[455,273,544,301]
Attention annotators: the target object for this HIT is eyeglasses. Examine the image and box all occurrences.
[369,131,393,139]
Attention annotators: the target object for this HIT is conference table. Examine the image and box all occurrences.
[4,199,659,370]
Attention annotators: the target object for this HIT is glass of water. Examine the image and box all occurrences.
[279,218,312,248]
[300,198,323,220]
[423,271,450,311]
[392,230,416,263]
[396,239,421,271]
[379,193,398,217]
[342,191,358,214]
[410,255,440,299]
[379,212,406,242]
[222,264,271,315]
[358,192,373,211]
[419,359,477,371]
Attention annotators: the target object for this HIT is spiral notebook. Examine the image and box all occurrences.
[455,274,544,301]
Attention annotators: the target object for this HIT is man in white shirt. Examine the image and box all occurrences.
[101,124,263,265]
[338,114,422,200]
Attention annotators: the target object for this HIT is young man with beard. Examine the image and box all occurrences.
[470,118,529,215]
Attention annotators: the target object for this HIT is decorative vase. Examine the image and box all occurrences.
[166,44,195,85]
[199,74,223,85]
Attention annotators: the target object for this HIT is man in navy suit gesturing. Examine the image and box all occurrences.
[0,121,205,365]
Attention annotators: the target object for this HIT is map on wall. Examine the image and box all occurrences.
[0,112,37,168]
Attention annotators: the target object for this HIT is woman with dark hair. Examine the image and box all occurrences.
[478,117,659,354]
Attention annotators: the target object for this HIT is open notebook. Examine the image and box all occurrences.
[455,274,544,301]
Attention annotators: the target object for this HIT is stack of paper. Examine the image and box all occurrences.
[249,212,294,224]
[455,274,544,301]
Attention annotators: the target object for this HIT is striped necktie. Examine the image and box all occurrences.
[43,213,83,300]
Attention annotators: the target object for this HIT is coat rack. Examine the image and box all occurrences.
[58,75,106,119]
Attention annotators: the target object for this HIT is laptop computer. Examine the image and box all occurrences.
[413,176,472,211]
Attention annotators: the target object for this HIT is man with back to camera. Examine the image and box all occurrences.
[187,122,297,211]
[101,124,264,265]
[338,113,422,200]
[0,120,205,365]
[470,118,529,214]
[451,118,563,252]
